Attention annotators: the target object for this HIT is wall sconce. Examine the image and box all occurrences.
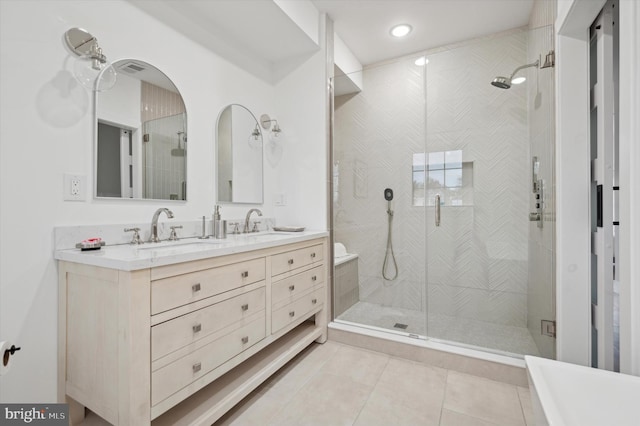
[260,114,284,143]
[64,27,116,91]
[248,124,262,149]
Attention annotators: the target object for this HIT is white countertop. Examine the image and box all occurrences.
[54,230,328,271]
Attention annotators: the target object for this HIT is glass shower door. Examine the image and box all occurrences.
[423,29,544,356]
[332,58,428,338]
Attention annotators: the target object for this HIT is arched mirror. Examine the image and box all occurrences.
[95,59,187,200]
[216,104,263,204]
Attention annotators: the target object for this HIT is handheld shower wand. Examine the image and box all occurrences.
[382,188,398,281]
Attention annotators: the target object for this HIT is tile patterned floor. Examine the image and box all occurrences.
[215,341,535,426]
[337,301,540,356]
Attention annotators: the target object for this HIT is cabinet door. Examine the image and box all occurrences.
[151,258,265,314]
[271,244,323,276]
[152,287,265,361]
[272,287,325,333]
[272,266,324,308]
[151,315,265,406]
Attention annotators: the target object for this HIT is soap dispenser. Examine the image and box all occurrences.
[213,205,226,239]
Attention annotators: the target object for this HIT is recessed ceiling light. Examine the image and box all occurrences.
[390,24,412,38]
[414,56,429,66]
[511,76,526,85]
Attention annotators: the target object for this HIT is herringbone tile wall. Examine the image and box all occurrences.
[334,28,535,333]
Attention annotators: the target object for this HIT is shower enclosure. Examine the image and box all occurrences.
[332,25,555,359]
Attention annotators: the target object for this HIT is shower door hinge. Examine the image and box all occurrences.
[541,320,556,338]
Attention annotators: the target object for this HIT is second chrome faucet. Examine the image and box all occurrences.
[243,209,262,233]
[150,208,174,242]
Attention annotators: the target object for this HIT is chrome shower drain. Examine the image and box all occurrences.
[393,323,408,329]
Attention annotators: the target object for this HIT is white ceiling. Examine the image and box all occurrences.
[311,0,534,66]
[127,0,534,83]
[128,0,320,83]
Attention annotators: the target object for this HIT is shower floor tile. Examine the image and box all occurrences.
[337,301,540,356]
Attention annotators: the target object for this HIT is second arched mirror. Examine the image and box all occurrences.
[216,104,263,204]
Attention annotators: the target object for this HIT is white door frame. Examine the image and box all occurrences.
[617,0,640,376]
[556,0,640,374]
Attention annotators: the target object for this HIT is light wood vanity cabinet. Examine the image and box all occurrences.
[58,237,328,426]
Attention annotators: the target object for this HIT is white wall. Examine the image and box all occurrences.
[0,0,327,402]
[272,16,328,230]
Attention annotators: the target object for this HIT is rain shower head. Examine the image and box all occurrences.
[491,59,540,89]
[491,76,511,89]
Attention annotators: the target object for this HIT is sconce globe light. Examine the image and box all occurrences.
[260,114,284,143]
[248,124,262,149]
[64,27,117,92]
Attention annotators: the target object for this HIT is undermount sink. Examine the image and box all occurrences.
[136,240,221,251]
[238,232,297,241]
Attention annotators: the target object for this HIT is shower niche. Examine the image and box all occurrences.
[412,150,474,207]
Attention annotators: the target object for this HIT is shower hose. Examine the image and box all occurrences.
[382,203,398,281]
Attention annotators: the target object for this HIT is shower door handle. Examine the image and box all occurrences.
[435,194,441,227]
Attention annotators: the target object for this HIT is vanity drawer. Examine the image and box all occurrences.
[271,244,323,277]
[151,287,265,361]
[151,314,265,406]
[272,265,325,308]
[151,258,266,314]
[272,286,325,334]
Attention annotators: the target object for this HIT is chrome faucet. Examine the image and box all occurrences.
[243,208,263,233]
[150,208,174,242]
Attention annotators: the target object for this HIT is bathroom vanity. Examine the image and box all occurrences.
[55,231,329,425]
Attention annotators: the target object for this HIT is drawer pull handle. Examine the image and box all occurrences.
[241,271,249,278]
[289,311,295,317]
[192,362,201,373]
[311,275,317,281]
[288,285,295,291]
[241,304,249,311]
[241,336,249,344]
[192,283,201,293]
[192,324,202,333]
[312,298,317,305]
[288,259,294,265]
[311,253,316,258]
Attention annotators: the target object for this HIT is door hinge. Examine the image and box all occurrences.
[541,320,556,338]
[143,133,150,142]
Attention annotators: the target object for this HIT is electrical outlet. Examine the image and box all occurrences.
[63,174,86,201]
[70,178,80,195]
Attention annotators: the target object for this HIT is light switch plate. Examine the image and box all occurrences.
[274,193,287,206]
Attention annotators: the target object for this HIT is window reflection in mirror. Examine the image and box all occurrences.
[216,104,263,204]
[96,60,187,200]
